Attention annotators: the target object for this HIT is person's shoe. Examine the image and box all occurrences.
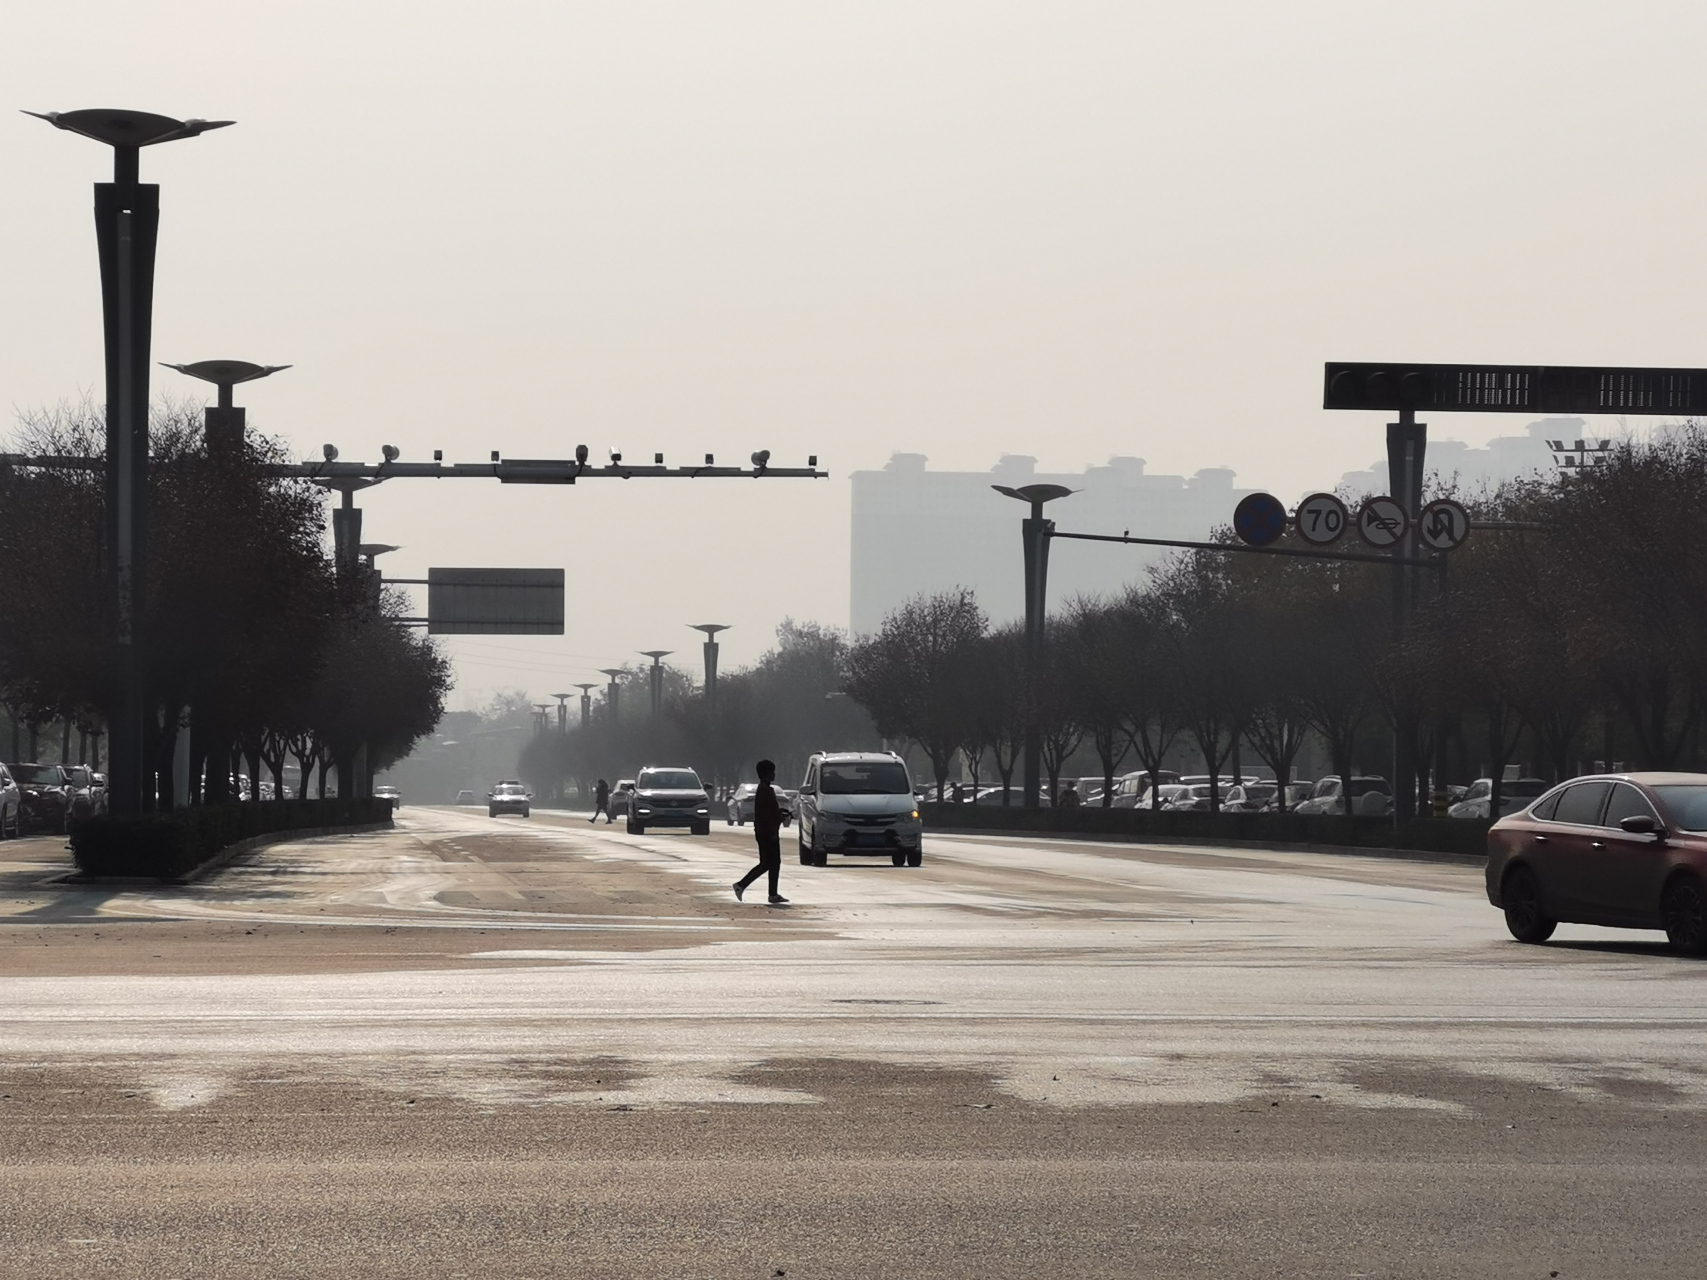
[768,894,789,905]
[733,882,745,901]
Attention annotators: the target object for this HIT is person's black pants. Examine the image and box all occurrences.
[736,835,781,898]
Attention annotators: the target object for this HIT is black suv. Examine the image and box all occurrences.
[7,763,74,834]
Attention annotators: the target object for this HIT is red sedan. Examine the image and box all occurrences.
[1487,772,1707,953]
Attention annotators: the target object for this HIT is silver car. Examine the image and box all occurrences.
[796,751,923,868]
[0,763,19,839]
[1448,777,1548,820]
[726,783,794,826]
[628,767,712,835]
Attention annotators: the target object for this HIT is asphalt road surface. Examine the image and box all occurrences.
[2,805,1704,1277]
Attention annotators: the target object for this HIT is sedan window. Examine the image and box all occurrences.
[1552,781,1611,826]
[1651,785,1707,832]
[1602,783,1659,830]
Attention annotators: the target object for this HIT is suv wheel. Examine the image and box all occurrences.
[906,848,923,868]
[891,852,906,867]
[1502,865,1556,944]
[627,819,644,835]
[1662,873,1707,955]
[692,820,709,836]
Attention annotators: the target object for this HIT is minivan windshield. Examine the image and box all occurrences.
[821,761,911,795]
[638,769,702,791]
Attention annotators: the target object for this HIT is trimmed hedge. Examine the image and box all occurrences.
[920,800,1491,859]
[69,797,395,881]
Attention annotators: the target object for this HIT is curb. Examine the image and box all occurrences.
[50,821,394,887]
[928,825,1486,866]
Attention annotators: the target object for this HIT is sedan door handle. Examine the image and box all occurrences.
[1532,835,1548,843]
[1591,841,1606,850]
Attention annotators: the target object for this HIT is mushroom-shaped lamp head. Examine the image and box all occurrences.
[992,483,1076,519]
[24,109,234,148]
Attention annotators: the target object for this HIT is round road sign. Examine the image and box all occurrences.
[1233,492,1287,547]
[1356,497,1408,549]
[1418,498,1471,552]
[1294,492,1349,546]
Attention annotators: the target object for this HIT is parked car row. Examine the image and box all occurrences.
[0,762,107,836]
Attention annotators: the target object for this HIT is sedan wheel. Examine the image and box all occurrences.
[1501,865,1556,944]
[1662,874,1707,956]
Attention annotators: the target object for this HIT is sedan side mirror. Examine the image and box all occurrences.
[1620,814,1664,837]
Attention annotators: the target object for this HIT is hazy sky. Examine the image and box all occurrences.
[6,1,1705,707]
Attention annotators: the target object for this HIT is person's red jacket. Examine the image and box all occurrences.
[754,782,782,838]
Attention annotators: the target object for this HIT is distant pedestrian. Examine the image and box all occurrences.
[1058,782,1081,808]
[733,759,788,905]
[590,778,613,824]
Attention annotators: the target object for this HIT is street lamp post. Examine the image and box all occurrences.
[574,684,597,727]
[639,651,672,715]
[689,625,729,702]
[551,693,572,734]
[28,108,233,816]
[161,359,289,456]
[599,669,626,723]
[993,484,1075,809]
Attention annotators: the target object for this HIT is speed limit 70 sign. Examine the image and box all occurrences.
[1294,493,1349,546]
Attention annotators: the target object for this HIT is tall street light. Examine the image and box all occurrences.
[599,669,626,723]
[27,108,233,816]
[574,683,597,727]
[689,625,729,702]
[161,359,288,455]
[993,483,1075,808]
[639,651,673,716]
[551,693,572,734]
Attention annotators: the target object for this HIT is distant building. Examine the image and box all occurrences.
[850,453,1256,633]
[1335,417,1582,498]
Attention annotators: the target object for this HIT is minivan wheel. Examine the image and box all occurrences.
[1502,865,1556,944]
[1662,874,1707,956]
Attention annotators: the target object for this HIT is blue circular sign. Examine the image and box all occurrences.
[1233,492,1287,547]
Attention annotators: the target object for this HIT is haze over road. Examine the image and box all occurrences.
[2,810,1704,1276]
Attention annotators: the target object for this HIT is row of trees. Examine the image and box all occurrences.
[518,621,881,798]
[841,426,1707,816]
[0,400,450,805]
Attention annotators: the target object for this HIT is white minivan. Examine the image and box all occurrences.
[796,752,923,868]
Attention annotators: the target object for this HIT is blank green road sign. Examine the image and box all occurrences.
[427,568,564,634]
